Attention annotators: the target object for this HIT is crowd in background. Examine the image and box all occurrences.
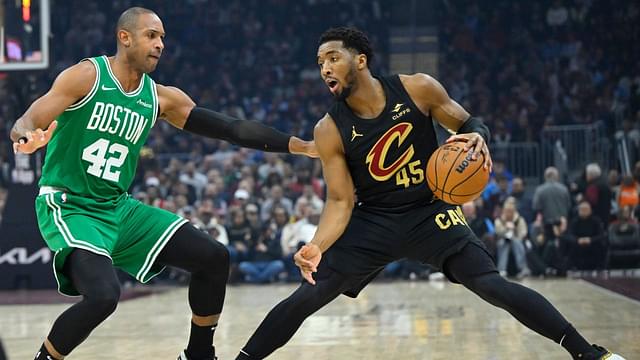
[0,0,639,284]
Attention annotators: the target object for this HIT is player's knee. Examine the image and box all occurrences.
[200,239,230,274]
[462,273,505,300]
[85,282,120,317]
[282,277,348,317]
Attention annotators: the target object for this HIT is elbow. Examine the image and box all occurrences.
[329,195,355,211]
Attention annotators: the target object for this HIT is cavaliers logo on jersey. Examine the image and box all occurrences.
[365,122,415,181]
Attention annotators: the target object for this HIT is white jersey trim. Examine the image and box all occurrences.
[103,55,145,97]
[65,58,100,112]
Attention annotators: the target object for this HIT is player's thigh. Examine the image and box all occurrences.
[35,192,115,295]
[324,207,400,277]
[404,201,482,268]
[442,241,498,284]
[155,222,228,273]
[114,198,187,283]
[36,192,114,254]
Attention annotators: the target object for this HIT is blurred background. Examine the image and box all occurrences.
[0,0,639,290]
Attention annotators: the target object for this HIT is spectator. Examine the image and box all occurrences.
[295,184,325,213]
[568,201,607,270]
[462,201,496,257]
[225,207,253,265]
[546,0,569,27]
[533,167,571,226]
[527,215,570,277]
[617,175,639,211]
[607,205,640,268]
[179,161,208,199]
[260,184,294,222]
[583,163,613,224]
[238,221,286,284]
[245,203,264,237]
[258,154,285,181]
[486,174,512,217]
[511,176,534,223]
[494,198,530,278]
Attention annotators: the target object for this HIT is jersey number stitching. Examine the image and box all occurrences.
[82,138,129,182]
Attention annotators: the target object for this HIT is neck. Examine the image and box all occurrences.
[345,74,386,119]
[110,53,144,92]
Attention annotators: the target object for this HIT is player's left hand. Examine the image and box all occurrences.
[445,132,492,171]
[294,243,322,285]
[13,121,58,155]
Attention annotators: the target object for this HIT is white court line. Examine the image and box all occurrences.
[578,279,640,306]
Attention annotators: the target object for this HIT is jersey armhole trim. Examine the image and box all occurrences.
[65,58,100,112]
[394,74,432,119]
[150,78,159,127]
[326,112,349,157]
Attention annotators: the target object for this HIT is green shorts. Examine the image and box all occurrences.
[35,187,187,296]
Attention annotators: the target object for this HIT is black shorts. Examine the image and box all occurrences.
[320,200,495,297]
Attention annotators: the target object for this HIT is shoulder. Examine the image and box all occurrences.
[314,114,344,153]
[399,73,450,108]
[314,113,338,136]
[52,60,97,96]
[399,73,442,94]
[155,83,185,98]
[155,84,195,111]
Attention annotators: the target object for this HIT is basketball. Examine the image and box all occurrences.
[426,141,489,205]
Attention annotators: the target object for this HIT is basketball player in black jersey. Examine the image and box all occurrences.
[234,27,624,360]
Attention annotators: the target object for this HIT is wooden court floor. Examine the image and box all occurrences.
[0,279,638,359]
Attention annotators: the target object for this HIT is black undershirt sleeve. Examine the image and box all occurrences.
[183,107,291,153]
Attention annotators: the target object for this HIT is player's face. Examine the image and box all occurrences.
[129,13,165,73]
[317,41,359,100]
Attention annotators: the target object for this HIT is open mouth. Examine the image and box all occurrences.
[326,79,339,93]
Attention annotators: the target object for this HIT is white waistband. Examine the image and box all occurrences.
[39,186,65,196]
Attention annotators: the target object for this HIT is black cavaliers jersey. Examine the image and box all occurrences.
[328,75,440,207]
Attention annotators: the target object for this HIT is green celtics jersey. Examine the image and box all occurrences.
[39,56,158,200]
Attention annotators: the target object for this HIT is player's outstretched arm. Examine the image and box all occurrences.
[294,114,355,284]
[403,73,492,170]
[11,61,95,154]
[156,84,318,157]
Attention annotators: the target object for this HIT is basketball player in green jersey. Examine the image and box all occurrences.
[10,7,316,360]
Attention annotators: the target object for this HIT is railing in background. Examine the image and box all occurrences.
[491,142,541,183]
[146,122,613,188]
[541,121,611,181]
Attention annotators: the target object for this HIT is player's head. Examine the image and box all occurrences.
[317,27,373,100]
[116,7,164,73]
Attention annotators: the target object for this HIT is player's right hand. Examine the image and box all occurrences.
[294,243,322,285]
[13,121,58,154]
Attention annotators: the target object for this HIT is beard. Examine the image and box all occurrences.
[334,86,352,101]
[333,66,357,101]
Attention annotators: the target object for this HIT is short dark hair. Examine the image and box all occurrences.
[319,27,373,65]
[117,7,157,32]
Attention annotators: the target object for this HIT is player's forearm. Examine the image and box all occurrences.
[310,198,354,253]
[183,107,292,153]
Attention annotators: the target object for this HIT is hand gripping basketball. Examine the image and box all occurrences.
[426,138,490,205]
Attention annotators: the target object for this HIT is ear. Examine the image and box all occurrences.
[356,54,367,70]
[118,30,132,47]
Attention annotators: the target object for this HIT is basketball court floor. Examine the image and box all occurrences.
[0,278,638,359]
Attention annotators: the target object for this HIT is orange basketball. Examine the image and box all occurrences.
[426,141,490,205]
